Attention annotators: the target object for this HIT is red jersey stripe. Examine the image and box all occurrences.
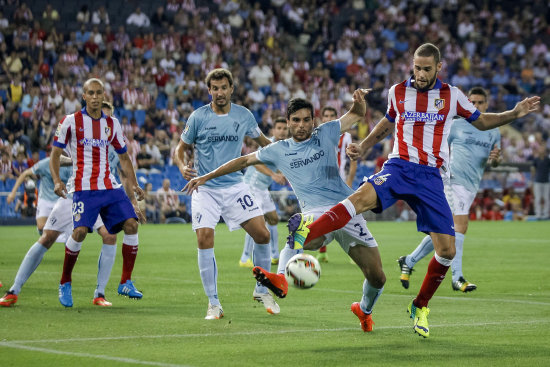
[413,90,429,165]
[74,112,85,191]
[433,85,451,167]
[90,117,101,190]
[394,82,409,161]
[104,117,114,189]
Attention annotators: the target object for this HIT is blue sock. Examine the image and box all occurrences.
[198,248,219,306]
[11,242,48,295]
[277,244,302,274]
[406,235,434,269]
[360,279,384,314]
[268,224,279,259]
[240,234,254,263]
[95,244,116,298]
[451,232,465,282]
[253,242,271,294]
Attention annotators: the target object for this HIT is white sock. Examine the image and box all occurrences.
[253,242,271,294]
[11,242,49,295]
[198,248,219,306]
[435,252,453,266]
[123,233,139,246]
[340,198,357,217]
[277,244,302,274]
[240,234,254,263]
[66,236,82,253]
[95,244,117,298]
[451,232,465,282]
[360,279,384,314]
[406,235,434,268]
[268,224,279,259]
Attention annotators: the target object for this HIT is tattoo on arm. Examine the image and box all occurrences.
[375,128,390,140]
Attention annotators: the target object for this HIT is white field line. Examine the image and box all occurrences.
[0,342,191,367]
[6,319,550,345]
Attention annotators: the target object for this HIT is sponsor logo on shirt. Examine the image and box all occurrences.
[464,138,492,148]
[207,135,239,142]
[78,138,110,147]
[401,111,445,122]
[289,150,325,169]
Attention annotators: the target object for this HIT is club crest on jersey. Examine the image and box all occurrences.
[373,173,391,186]
[434,98,445,110]
[183,124,189,135]
[104,126,112,138]
[74,213,81,222]
[233,122,240,133]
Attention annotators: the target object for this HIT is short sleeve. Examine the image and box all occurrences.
[32,159,48,176]
[256,143,277,165]
[456,89,481,123]
[53,115,71,149]
[109,117,127,154]
[317,119,341,146]
[245,109,261,138]
[385,85,397,123]
[493,129,501,149]
[181,111,197,144]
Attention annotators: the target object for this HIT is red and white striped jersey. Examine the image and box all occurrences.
[53,108,127,192]
[337,132,352,181]
[385,77,480,168]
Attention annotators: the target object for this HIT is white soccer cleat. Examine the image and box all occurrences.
[253,290,280,315]
[205,303,224,320]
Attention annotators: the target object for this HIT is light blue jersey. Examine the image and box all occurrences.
[107,145,121,180]
[448,118,501,193]
[256,120,353,211]
[243,137,277,190]
[32,158,72,202]
[181,103,261,188]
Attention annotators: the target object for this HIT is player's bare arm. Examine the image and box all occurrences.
[339,88,371,132]
[254,163,286,185]
[118,152,144,201]
[472,96,540,131]
[174,140,197,180]
[183,153,261,194]
[488,146,502,168]
[50,146,67,199]
[252,133,272,147]
[7,167,36,204]
[118,158,146,223]
[347,117,393,161]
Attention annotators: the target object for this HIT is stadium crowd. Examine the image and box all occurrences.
[0,0,549,220]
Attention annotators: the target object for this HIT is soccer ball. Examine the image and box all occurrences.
[285,253,321,289]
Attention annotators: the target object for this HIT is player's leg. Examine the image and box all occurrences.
[35,198,55,235]
[450,214,477,292]
[239,234,254,268]
[93,223,117,306]
[0,229,61,307]
[398,235,434,289]
[264,210,280,264]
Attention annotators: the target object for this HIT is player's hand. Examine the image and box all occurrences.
[54,182,67,199]
[132,202,147,224]
[514,96,540,118]
[180,161,197,181]
[134,184,145,201]
[271,172,286,185]
[346,143,362,161]
[182,176,207,195]
[7,191,16,204]
[488,146,501,167]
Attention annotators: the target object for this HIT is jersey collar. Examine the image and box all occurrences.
[81,106,107,120]
[406,76,443,90]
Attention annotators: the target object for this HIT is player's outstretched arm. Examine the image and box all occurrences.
[254,164,286,185]
[174,140,197,180]
[50,146,67,199]
[347,117,393,161]
[253,134,272,148]
[7,167,35,204]
[473,96,540,131]
[339,88,371,132]
[182,153,261,194]
[118,152,144,201]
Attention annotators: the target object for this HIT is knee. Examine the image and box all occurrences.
[266,217,278,226]
[366,270,386,289]
[73,227,88,242]
[40,230,58,249]
[102,233,117,245]
[123,219,139,234]
[437,247,455,260]
[252,229,270,245]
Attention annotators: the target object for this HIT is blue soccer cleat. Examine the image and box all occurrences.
[118,280,143,299]
[59,282,73,307]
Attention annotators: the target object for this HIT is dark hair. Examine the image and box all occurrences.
[414,43,441,65]
[101,101,114,114]
[468,86,488,99]
[286,98,314,120]
[321,106,337,116]
[273,116,287,126]
[205,68,233,88]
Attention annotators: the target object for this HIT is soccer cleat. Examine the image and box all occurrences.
[205,303,224,320]
[0,291,18,307]
[253,290,280,315]
[350,302,374,332]
[271,257,279,265]
[253,266,288,298]
[286,213,314,250]
[59,282,73,307]
[397,256,414,289]
[0,280,2,287]
[239,258,254,268]
[93,295,112,307]
[408,300,430,338]
[316,252,329,263]
[118,280,143,299]
[452,277,477,292]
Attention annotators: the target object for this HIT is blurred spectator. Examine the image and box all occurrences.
[126,7,150,28]
[92,6,110,25]
[139,182,160,223]
[12,151,29,178]
[0,150,14,182]
[502,187,525,221]
[76,5,90,24]
[531,146,550,220]
[156,178,179,223]
[15,178,37,217]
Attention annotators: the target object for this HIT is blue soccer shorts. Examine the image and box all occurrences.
[366,158,455,236]
[72,188,137,234]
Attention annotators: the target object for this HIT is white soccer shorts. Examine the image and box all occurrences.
[445,183,476,216]
[305,205,378,253]
[36,198,56,219]
[191,182,264,231]
[248,186,277,214]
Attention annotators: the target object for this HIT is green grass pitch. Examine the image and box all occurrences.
[1,221,549,366]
